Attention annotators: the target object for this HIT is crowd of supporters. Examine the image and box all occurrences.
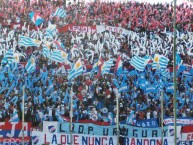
[0,0,192,127]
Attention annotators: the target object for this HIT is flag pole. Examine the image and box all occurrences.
[22,85,25,145]
[116,92,120,145]
[70,85,73,145]
[161,91,164,145]
[173,0,177,144]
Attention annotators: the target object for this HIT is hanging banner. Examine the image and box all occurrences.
[181,125,193,142]
[0,122,31,138]
[58,24,130,35]
[31,131,117,145]
[164,118,193,126]
[135,119,158,128]
[59,123,169,137]
[43,121,59,133]
[0,137,30,145]
[0,122,31,144]
[58,24,96,34]
[123,137,176,145]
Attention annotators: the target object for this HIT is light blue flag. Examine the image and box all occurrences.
[19,35,41,47]
[113,78,119,89]
[45,22,57,38]
[1,50,19,66]
[166,83,174,93]
[130,56,150,71]
[53,8,67,18]
[10,96,18,106]
[145,85,156,94]
[128,70,138,77]
[68,58,83,80]
[25,56,36,73]
[55,112,68,123]
[91,60,99,73]
[126,111,135,125]
[101,59,114,75]
[152,54,169,70]
[9,112,19,122]
[119,81,128,93]
[42,44,68,63]
[46,84,54,95]
[176,53,182,67]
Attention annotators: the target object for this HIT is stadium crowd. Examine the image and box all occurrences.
[0,0,192,127]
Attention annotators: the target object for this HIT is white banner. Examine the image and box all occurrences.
[31,131,182,145]
[124,137,177,145]
[96,25,129,35]
[31,131,117,145]
[164,118,193,126]
[182,132,193,141]
[43,121,59,133]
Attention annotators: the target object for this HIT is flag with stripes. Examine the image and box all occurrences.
[91,60,99,73]
[161,68,170,77]
[50,49,68,63]
[42,44,51,58]
[130,56,150,71]
[152,54,169,70]
[101,59,114,75]
[42,44,68,63]
[9,112,19,122]
[1,50,19,65]
[45,22,57,38]
[53,7,67,18]
[68,58,83,80]
[19,35,41,47]
[25,56,36,73]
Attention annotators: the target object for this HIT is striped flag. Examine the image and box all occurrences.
[42,44,68,63]
[19,35,41,47]
[9,112,19,122]
[152,54,169,70]
[53,8,67,18]
[42,44,51,58]
[161,68,170,77]
[91,60,99,73]
[25,56,36,73]
[1,49,14,65]
[130,56,150,71]
[55,112,69,122]
[114,55,123,76]
[45,22,57,38]
[101,59,114,75]
[1,50,19,65]
[50,49,68,63]
[68,58,83,80]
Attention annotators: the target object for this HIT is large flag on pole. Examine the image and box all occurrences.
[53,8,67,18]
[68,58,83,80]
[152,54,169,77]
[25,56,36,73]
[152,54,169,70]
[101,59,114,75]
[19,35,41,47]
[1,50,19,65]
[42,44,68,63]
[130,56,150,71]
